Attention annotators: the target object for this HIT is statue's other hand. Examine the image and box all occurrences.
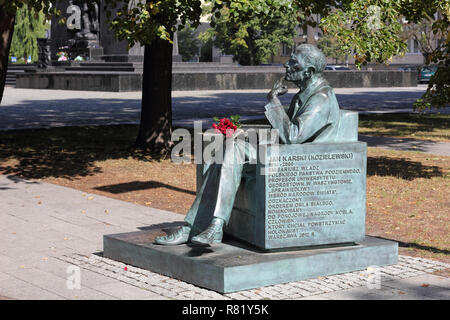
[267,78,288,103]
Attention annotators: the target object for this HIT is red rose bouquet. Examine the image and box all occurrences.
[212,115,241,137]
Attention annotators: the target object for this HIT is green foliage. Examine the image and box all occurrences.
[230,114,241,128]
[410,1,450,110]
[9,4,48,63]
[213,114,241,128]
[401,18,446,65]
[317,33,348,64]
[1,1,60,19]
[205,0,298,65]
[200,37,213,62]
[105,0,203,48]
[414,50,450,111]
[320,0,407,68]
[178,23,200,62]
[292,0,449,110]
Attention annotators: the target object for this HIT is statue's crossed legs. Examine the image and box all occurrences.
[155,139,256,245]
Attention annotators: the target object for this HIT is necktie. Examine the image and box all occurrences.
[290,96,302,120]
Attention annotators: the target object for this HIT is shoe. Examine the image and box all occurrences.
[154,226,192,245]
[190,218,224,245]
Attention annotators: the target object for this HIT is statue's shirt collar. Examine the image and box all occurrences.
[298,77,328,106]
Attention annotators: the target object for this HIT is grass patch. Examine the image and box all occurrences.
[365,148,449,262]
[358,113,450,141]
[243,113,450,141]
[0,125,448,263]
[0,125,141,179]
[0,125,196,213]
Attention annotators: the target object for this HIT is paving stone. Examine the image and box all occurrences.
[382,274,450,300]
[0,272,13,282]
[290,288,314,297]
[179,290,202,298]
[92,282,159,300]
[291,281,326,293]
[225,292,248,300]
[78,269,122,288]
[318,285,440,300]
[0,282,66,300]
[332,275,362,287]
[316,281,342,291]
[302,280,333,293]
[241,291,263,300]
[4,266,113,300]
[324,278,353,289]
[147,285,171,295]
[297,294,332,300]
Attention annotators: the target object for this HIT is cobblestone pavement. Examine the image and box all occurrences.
[61,253,450,300]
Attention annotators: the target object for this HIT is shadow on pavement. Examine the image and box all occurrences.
[1,89,442,130]
[0,98,141,130]
[367,156,443,180]
[372,236,450,256]
[95,180,196,196]
[137,222,185,233]
[0,125,144,180]
[360,135,450,156]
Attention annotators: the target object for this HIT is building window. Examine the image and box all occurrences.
[407,40,412,53]
[413,40,420,53]
[282,43,293,56]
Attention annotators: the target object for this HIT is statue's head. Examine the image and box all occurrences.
[284,44,326,87]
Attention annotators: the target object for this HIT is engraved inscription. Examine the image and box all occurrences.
[266,151,363,242]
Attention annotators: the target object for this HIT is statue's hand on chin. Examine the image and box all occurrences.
[267,77,288,104]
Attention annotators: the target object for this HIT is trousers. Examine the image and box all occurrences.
[184,138,257,231]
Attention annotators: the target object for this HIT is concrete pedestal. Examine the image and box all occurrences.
[103,226,398,293]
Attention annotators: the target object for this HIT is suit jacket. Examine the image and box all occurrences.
[264,77,340,144]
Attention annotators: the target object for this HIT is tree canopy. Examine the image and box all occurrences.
[401,17,447,65]
[107,0,203,47]
[293,0,449,110]
[10,4,48,63]
[0,0,59,19]
[319,0,407,68]
[0,0,61,102]
[317,32,348,65]
[200,0,298,65]
[178,23,201,62]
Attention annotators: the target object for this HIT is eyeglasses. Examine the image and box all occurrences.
[285,59,303,71]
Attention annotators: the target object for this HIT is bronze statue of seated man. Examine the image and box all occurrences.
[155,44,341,246]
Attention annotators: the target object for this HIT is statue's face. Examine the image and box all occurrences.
[284,54,311,87]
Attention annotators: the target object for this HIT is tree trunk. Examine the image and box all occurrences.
[246,38,256,66]
[0,6,16,104]
[135,35,174,153]
[423,52,432,65]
